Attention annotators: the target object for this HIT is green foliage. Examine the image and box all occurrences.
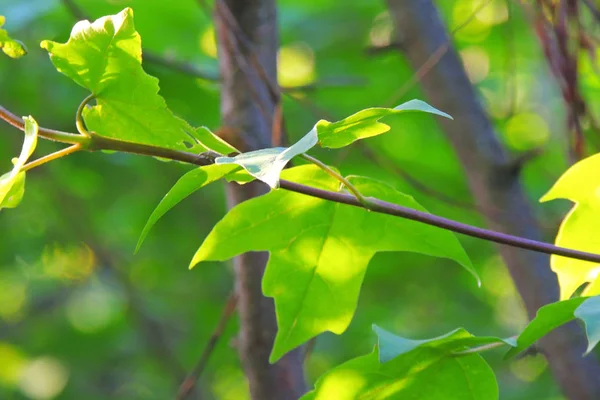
[316,100,452,149]
[136,164,238,251]
[541,153,600,299]
[40,8,233,154]
[3,2,600,399]
[374,325,514,363]
[0,116,37,209]
[574,296,600,354]
[505,296,600,358]
[191,164,475,362]
[0,16,27,58]
[302,326,498,400]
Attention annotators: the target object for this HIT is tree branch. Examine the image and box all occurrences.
[177,292,237,400]
[3,104,600,265]
[385,0,600,398]
[214,0,306,398]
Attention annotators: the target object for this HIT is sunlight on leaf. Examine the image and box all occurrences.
[136,164,239,252]
[374,325,515,363]
[40,8,235,154]
[503,297,600,359]
[316,99,452,149]
[540,153,600,299]
[0,16,27,58]
[0,116,38,210]
[215,126,318,188]
[191,165,475,363]
[302,340,497,399]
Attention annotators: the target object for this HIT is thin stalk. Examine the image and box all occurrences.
[3,103,600,265]
[75,94,95,136]
[22,144,82,172]
[300,153,372,207]
[0,105,88,145]
[277,180,600,264]
[452,339,516,356]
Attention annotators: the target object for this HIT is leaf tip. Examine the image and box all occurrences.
[39,40,51,51]
[133,238,143,255]
[539,189,556,203]
[268,348,283,364]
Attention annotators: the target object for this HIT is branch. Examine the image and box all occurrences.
[385,0,600,398]
[0,105,87,144]
[59,0,363,94]
[3,106,600,265]
[177,293,237,400]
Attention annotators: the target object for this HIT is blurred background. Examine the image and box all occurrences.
[1,0,599,398]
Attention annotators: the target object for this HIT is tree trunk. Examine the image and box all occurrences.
[386,0,600,398]
[215,0,306,399]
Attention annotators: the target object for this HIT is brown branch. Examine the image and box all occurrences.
[4,105,600,264]
[385,0,494,106]
[385,1,600,398]
[358,144,476,212]
[177,293,237,400]
[214,0,306,398]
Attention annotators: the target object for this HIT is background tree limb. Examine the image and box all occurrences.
[385,0,600,398]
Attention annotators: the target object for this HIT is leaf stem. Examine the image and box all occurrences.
[22,144,82,172]
[0,105,89,145]
[75,94,95,136]
[3,102,600,265]
[451,338,515,356]
[300,153,372,207]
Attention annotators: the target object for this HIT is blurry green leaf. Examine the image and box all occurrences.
[301,348,497,400]
[215,127,317,188]
[574,296,600,355]
[136,164,238,252]
[40,9,234,154]
[0,116,38,210]
[316,99,452,149]
[540,153,600,299]
[374,325,515,363]
[0,16,27,58]
[191,165,475,362]
[505,297,587,359]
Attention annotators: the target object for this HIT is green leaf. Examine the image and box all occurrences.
[136,164,238,252]
[505,297,587,359]
[215,127,318,188]
[374,325,515,363]
[540,153,600,299]
[191,165,475,362]
[301,348,497,400]
[574,296,600,355]
[0,16,27,58]
[0,116,38,210]
[40,9,235,154]
[316,99,452,149]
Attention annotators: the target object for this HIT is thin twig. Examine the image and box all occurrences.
[582,0,600,25]
[60,0,360,92]
[358,143,476,212]
[0,105,88,145]
[452,337,517,356]
[142,52,220,81]
[385,0,494,106]
[300,153,371,207]
[177,293,238,400]
[22,144,81,172]
[3,106,600,265]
